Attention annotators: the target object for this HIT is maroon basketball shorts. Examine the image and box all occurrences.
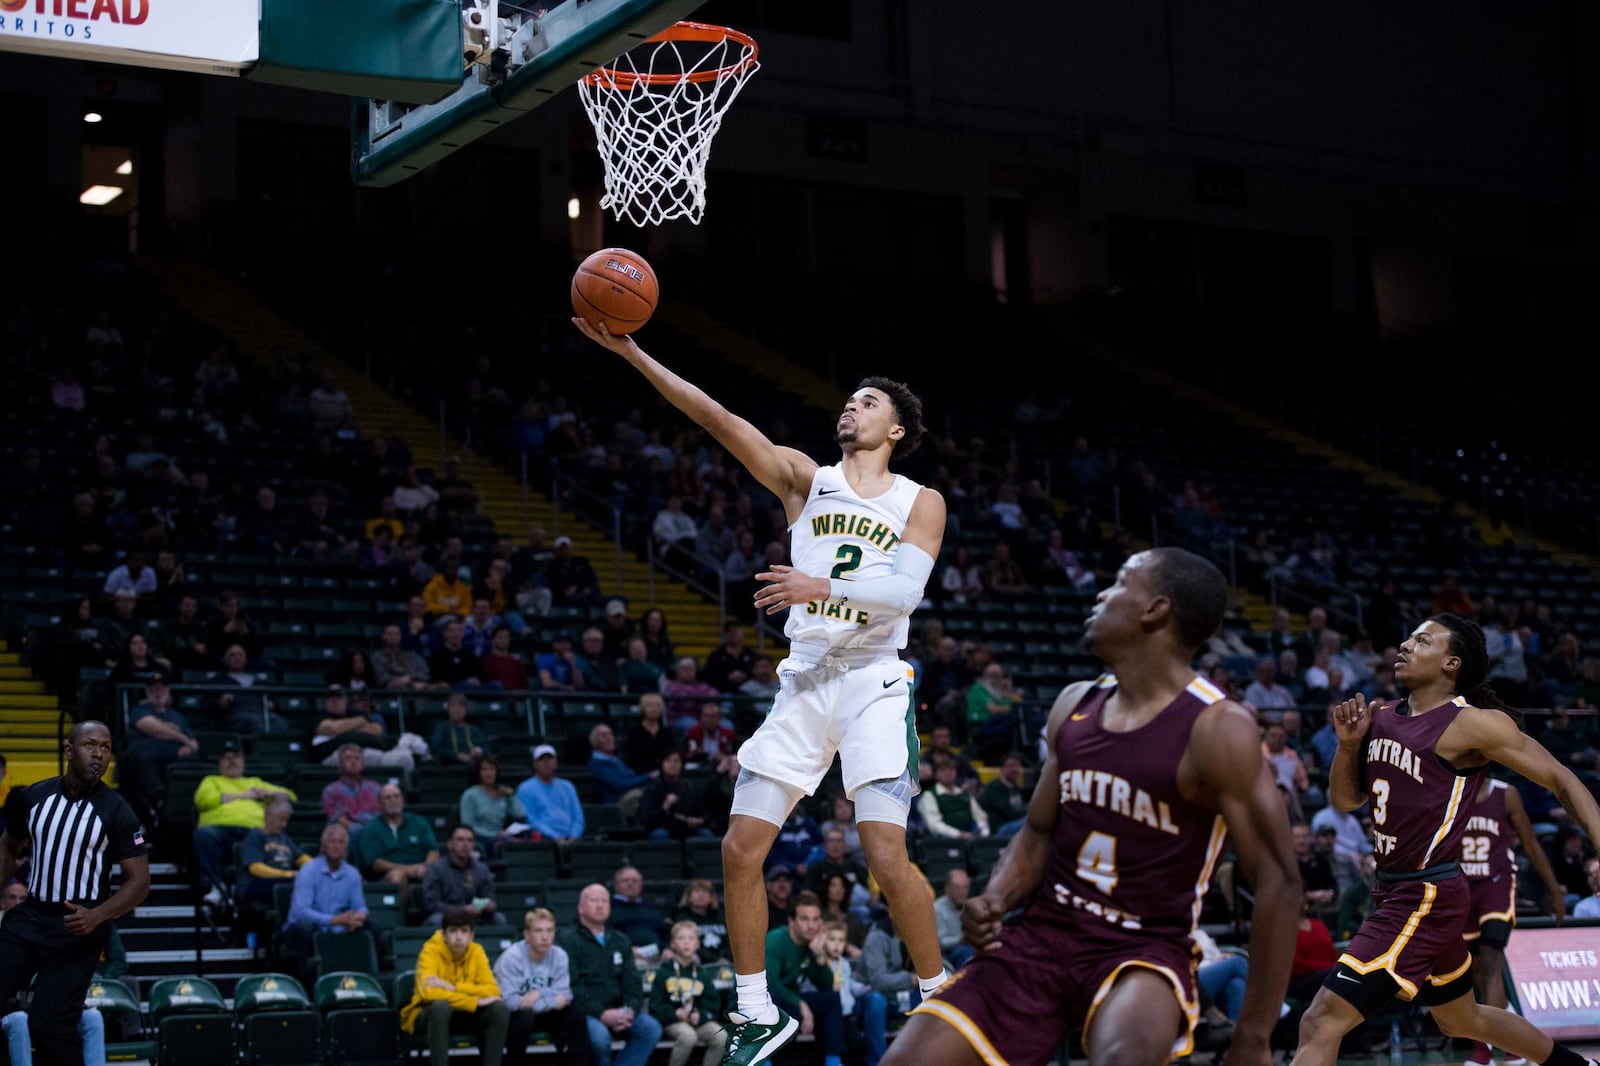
[1338,875,1472,1001]
[911,907,1200,1066]
[1463,874,1517,948]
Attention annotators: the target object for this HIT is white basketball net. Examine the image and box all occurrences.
[578,24,759,227]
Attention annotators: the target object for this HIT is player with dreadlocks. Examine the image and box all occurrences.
[1288,614,1600,1066]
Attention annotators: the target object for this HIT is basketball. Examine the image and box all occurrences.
[571,247,659,335]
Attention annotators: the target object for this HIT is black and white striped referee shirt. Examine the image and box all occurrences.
[15,778,147,905]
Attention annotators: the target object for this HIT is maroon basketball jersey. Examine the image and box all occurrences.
[1460,778,1515,883]
[1363,698,1486,875]
[1038,674,1230,936]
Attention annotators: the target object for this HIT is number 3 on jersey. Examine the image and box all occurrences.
[1076,831,1119,894]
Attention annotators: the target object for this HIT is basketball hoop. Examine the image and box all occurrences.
[577,21,759,227]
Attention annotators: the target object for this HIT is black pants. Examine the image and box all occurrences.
[504,1003,592,1066]
[799,988,846,1058]
[0,900,107,1066]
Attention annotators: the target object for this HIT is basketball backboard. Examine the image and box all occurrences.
[351,0,707,188]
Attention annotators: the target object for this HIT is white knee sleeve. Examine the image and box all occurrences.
[729,769,806,828]
[852,771,915,827]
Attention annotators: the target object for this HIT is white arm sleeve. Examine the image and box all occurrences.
[827,543,935,617]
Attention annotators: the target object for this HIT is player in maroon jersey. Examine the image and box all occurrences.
[1290,614,1600,1066]
[882,547,1302,1066]
[1461,777,1566,1066]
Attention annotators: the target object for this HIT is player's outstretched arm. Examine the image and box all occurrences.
[571,318,815,509]
[1449,707,1600,869]
[1192,701,1302,1066]
[1504,786,1567,924]
[1326,693,1374,812]
[962,683,1084,952]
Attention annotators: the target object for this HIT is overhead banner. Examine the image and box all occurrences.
[1503,924,1600,1041]
[0,0,259,75]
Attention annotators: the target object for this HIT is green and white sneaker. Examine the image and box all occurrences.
[720,1008,799,1065]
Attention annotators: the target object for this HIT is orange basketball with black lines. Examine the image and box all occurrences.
[571,247,658,335]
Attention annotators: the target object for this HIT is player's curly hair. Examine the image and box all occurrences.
[1429,613,1523,727]
[856,377,926,459]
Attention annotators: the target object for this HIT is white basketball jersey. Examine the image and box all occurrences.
[784,463,923,653]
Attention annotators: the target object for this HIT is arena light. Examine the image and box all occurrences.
[80,185,124,205]
[567,196,581,220]
[116,160,133,175]
[83,111,103,123]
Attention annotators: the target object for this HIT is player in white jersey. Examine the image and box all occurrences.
[574,318,948,1065]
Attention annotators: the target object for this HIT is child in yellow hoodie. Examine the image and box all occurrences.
[401,906,512,1066]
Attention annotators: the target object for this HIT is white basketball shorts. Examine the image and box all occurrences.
[735,649,919,799]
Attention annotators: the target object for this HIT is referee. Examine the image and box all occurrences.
[0,721,150,1066]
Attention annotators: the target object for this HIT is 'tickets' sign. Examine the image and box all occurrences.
[0,0,258,75]
[1503,925,1600,1041]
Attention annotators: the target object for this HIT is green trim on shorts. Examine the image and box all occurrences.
[904,680,920,782]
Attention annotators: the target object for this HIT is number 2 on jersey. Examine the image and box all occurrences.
[1076,831,1119,894]
[830,544,862,579]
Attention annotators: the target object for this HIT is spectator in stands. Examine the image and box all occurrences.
[1539,632,1585,706]
[515,745,584,846]
[430,620,492,690]
[423,825,504,927]
[922,726,979,792]
[683,702,736,767]
[332,650,375,713]
[576,627,622,693]
[720,529,764,619]
[1293,822,1339,923]
[477,558,529,635]
[435,456,481,516]
[236,796,308,909]
[818,793,864,863]
[860,908,921,1025]
[1573,858,1600,919]
[215,642,288,736]
[59,491,112,569]
[981,540,1030,601]
[977,751,1032,839]
[423,565,472,630]
[321,743,383,830]
[357,782,440,886]
[374,622,431,690]
[192,741,296,908]
[1537,706,1595,770]
[560,883,663,1066]
[1310,802,1375,871]
[1261,721,1312,821]
[1242,654,1296,711]
[205,589,262,665]
[919,635,972,734]
[651,493,699,570]
[933,869,975,970]
[460,755,523,850]
[802,828,870,902]
[617,638,664,696]
[239,485,290,557]
[637,749,710,843]
[101,548,157,609]
[764,865,795,930]
[587,724,652,821]
[313,685,427,771]
[428,688,489,765]
[496,907,591,1066]
[546,536,603,611]
[535,631,584,692]
[638,607,675,671]
[1274,649,1306,704]
[120,672,195,829]
[401,906,511,1066]
[461,598,503,659]
[762,891,845,1059]
[106,631,172,694]
[1550,826,1594,912]
[701,751,740,839]
[648,920,728,1066]
[673,880,729,965]
[392,465,440,517]
[964,661,1024,761]
[768,807,825,878]
[159,593,210,675]
[609,865,671,965]
[662,658,719,735]
[593,600,634,665]
[293,491,359,566]
[283,822,369,980]
[623,694,676,776]
[937,545,984,607]
[702,622,755,694]
[916,755,990,842]
[735,654,779,720]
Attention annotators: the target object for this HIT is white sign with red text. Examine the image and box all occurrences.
[1503,925,1600,1041]
[0,0,258,75]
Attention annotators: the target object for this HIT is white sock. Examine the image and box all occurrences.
[918,971,948,997]
[735,972,777,1023]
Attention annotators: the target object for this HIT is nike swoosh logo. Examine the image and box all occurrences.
[1333,972,1360,983]
[818,487,840,496]
[883,678,901,689]
[1070,712,1089,721]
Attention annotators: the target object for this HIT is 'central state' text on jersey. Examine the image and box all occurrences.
[1038,675,1230,935]
[785,464,922,652]
[1460,778,1514,882]
[1363,697,1485,873]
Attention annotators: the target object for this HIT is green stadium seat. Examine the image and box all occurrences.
[233,974,320,1066]
[147,976,234,1066]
